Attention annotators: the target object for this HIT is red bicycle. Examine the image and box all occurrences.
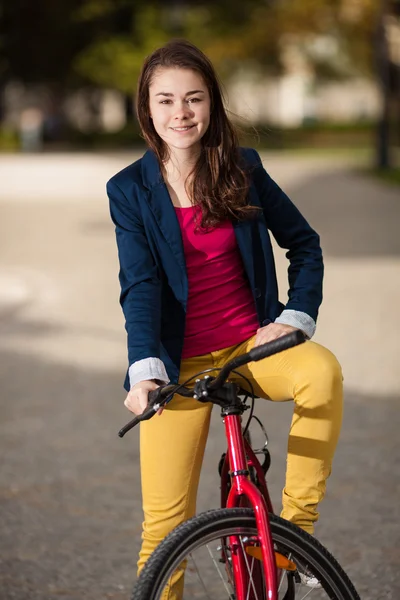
[119,331,360,600]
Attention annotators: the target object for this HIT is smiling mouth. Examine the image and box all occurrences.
[171,125,196,131]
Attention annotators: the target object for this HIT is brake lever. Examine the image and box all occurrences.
[118,385,173,438]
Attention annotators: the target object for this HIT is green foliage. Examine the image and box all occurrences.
[71,0,380,94]
[369,167,400,185]
[67,118,377,152]
[0,0,381,92]
[73,0,122,21]
[66,119,143,149]
[73,5,173,93]
[239,120,376,151]
[75,37,144,93]
[0,126,20,151]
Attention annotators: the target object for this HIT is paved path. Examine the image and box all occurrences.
[0,150,399,599]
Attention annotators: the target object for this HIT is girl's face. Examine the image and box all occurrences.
[148,67,211,154]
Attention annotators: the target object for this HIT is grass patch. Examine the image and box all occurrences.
[369,167,400,186]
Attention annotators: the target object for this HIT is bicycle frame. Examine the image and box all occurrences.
[118,332,307,597]
[220,412,278,600]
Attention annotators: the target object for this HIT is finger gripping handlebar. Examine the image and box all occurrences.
[249,329,306,362]
[207,330,306,391]
[118,330,306,437]
[118,385,177,438]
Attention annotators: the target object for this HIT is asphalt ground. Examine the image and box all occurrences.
[0,150,399,599]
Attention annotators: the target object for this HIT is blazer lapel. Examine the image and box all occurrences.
[147,182,187,277]
[141,149,187,277]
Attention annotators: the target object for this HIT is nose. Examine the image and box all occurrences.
[173,102,194,121]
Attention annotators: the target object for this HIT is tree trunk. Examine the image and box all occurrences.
[375,0,391,169]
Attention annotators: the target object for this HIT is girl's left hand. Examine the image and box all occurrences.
[254,323,299,347]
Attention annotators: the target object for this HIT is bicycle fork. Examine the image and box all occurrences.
[224,413,278,600]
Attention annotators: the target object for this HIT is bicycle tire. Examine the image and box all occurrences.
[132,507,360,600]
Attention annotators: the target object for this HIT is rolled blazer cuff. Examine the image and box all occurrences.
[128,357,170,389]
[274,309,316,339]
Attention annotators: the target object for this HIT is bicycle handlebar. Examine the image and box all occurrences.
[207,329,305,391]
[118,330,305,438]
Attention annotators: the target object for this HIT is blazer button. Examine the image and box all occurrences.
[254,288,261,299]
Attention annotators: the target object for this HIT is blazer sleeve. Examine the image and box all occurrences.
[250,149,324,321]
[107,178,163,368]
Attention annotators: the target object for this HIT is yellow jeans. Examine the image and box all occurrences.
[137,336,343,598]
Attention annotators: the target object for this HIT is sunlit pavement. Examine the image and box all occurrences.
[0,150,399,599]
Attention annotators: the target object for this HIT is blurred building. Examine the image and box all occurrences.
[228,73,379,127]
[1,72,380,140]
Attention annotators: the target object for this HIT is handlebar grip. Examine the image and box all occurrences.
[118,401,159,438]
[249,330,306,362]
[118,384,178,438]
[118,415,141,438]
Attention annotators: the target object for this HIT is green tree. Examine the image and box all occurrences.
[72,1,380,91]
[1,0,392,163]
[73,4,171,94]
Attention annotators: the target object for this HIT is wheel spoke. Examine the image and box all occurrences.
[187,552,213,599]
[205,544,233,598]
[277,551,290,596]
[297,584,318,600]
[132,509,360,600]
[238,537,261,600]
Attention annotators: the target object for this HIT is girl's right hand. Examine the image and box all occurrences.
[124,380,161,416]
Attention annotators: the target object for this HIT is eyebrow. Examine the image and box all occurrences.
[154,90,205,97]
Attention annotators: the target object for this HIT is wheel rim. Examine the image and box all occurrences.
[152,523,344,600]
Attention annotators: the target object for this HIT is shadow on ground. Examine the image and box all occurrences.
[0,327,398,599]
[289,168,400,258]
[1,163,399,599]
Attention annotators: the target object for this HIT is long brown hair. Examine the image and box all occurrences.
[136,39,255,228]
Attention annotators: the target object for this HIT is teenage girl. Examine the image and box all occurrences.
[107,39,343,598]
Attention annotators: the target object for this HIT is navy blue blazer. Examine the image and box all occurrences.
[107,147,323,390]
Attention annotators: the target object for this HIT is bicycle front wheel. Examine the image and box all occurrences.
[132,507,360,600]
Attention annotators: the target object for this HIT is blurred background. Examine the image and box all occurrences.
[1,2,399,600]
[0,0,398,169]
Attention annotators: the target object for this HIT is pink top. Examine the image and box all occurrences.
[175,206,260,359]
